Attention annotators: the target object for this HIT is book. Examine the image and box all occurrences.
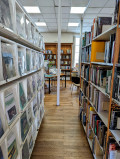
[21,111,29,142]
[4,89,17,124]
[32,75,36,93]
[18,48,25,76]
[26,50,31,72]
[27,77,33,101]
[28,135,33,153]
[16,11,25,38]
[0,147,4,159]
[7,132,18,159]
[27,105,32,126]
[0,0,13,30]
[32,97,38,117]
[110,110,120,130]
[0,117,4,138]
[19,82,27,110]
[1,42,16,81]
[22,140,29,159]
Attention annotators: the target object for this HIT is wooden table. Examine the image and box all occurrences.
[45,74,66,94]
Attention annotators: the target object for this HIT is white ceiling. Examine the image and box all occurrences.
[19,0,115,33]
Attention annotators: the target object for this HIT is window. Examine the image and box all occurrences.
[74,37,80,67]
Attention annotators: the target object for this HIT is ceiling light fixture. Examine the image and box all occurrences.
[35,22,46,26]
[68,23,79,27]
[24,6,41,13]
[70,7,86,14]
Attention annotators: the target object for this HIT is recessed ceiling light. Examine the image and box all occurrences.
[35,22,46,26]
[24,6,41,13]
[70,7,86,14]
[68,23,79,26]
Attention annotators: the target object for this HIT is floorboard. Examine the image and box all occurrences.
[31,81,93,159]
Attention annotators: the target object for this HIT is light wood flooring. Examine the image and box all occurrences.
[31,81,93,159]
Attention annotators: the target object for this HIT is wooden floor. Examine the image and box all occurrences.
[31,81,93,159]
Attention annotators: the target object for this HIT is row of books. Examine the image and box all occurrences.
[89,84,109,113]
[81,65,89,81]
[88,106,107,148]
[61,55,71,60]
[0,38,44,83]
[81,46,91,63]
[82,32,92,47]
[0,0,45,49]
[61,66,71,70]
[45,50,52,54]
[61,49,71,54]
[0,70,44,137]
[0,102,44,159]
[104,33,116,63]
[90,67,112,94]
[79,91,105,158]
[92,17,112,39]
[61,61,71,65]
[81,79,89,97]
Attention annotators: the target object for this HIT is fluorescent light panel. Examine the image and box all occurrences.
[24,6,41,13]
[35,22,46,26]
[68,23,79,26]
[70,7,86,14]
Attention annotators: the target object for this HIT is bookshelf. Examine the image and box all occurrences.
[0,0,45,159]
[79,1,120,159]
[45,43,72,80]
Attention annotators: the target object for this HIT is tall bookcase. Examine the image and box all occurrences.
[79,3,120,159]
[45,43,72,80]
[0,0,45,159]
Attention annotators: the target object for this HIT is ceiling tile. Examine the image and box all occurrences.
[44,19,57,22]
[55,7,71,14]
[85,8,102,14]
[56,14,70,19]
[40,7,55,14]
[105,0,115,7]
[19,0,37,6]
[100,8,115,14]
[54,0,71,7]
[84,13,97,19]
[38,0,54,6]
[83,22,93,27]
[83,19,93,23]
[48,26,58,29]
[69,18,81,23]
[46,22,57,27]
[69,14,81,19]
[62,19,69,23]
[72,0,89,7]
[43,14,56,19]
[61,23,68,26]
[89,0,108,7]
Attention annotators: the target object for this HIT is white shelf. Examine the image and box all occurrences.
[82,43,91,49]
[91,62,113,67]
[93,25,117,41]
[110,130,120,146]
[81,62,90,65]
[90,82,120,106]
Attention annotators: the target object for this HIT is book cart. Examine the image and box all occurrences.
[79,1,120,159]
[0,0,45,159]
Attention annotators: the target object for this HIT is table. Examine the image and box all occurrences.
[45,74,66,94]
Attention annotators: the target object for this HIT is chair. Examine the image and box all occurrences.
[71,76,80,94]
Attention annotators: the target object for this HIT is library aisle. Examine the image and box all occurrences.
[31,82,93,159]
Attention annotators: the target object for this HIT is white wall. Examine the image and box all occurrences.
[41,32,79,43]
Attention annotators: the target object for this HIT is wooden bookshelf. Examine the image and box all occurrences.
[45,43,72,80]
[79,2,120,159]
